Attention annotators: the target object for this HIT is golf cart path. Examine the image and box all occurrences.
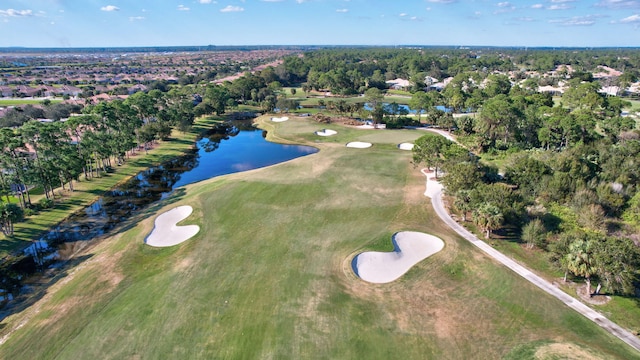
[418,128,640,352]
[430,189,640,352]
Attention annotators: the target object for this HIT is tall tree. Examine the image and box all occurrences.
[473,203,504,239]
[476,94,519,149]
[0,203,23,236]
[592,237,640,295]
[564,237,596,295]
[364,88,384,127]
[412,134,453,178]
[409,91,431,123]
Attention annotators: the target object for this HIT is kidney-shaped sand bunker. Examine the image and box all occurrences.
[145,205,200,247]
[352,231,444,283]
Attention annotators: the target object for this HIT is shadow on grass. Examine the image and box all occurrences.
[0,188,187,322]
[493,226,522,244]
[0,254,93,322]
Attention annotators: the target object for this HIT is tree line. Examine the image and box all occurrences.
[411,73,640,297]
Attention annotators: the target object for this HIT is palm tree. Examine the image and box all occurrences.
[473,203,503,239]
[564,238,596,296]
[453,190,472,222]
[0,202,24,236]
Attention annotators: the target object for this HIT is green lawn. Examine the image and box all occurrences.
[0,115,637,359]
[0,98,64,106]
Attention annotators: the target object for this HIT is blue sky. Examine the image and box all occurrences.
[1,0,639,47]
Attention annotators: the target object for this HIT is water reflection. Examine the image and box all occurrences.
[39,121,317,259]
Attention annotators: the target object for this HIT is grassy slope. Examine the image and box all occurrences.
[0,116,637,359]
[0,116,218,257]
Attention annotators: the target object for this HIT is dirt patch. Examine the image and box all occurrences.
[39,247,126,328]
[173,256,195,272]
[535,342,608,360]
[575,284,611,305]
[403,166,427,206]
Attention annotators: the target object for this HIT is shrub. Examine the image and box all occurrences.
[38,198,55,209]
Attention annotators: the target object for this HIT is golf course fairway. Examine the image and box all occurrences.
[0,116,637,360]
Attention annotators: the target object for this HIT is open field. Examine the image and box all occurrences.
[0,98,63,106]
[0,116,637,359]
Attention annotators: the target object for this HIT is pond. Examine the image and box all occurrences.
[30,121,317,262]
[363,103,453,114]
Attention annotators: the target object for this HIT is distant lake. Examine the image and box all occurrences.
[364,103,453,113]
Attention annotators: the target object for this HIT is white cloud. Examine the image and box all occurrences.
[531,3,544,8]
[220,5,244,12]
[336,8,348,12]
[548,4,573,9]
[178,5,190,11]
[100,5,119,12]
[296,0,308,3]
[596,0,640,9]
[129,16,145,21]
[426,0,456,3]
[0,9,34,17]
[620,14,640,22]
[399,13,407,17]
[199,0,216,3]
[494,2,516,13]
[551,0,576,2]
[261,0,284,2]
[514,16,535,22]
[550,15,599,26]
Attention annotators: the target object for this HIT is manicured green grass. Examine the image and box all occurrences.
[0,99,63,106]
[0,116,637,359]
[624,99,640,110]
[0,116,218,257]
[386,89,412,97]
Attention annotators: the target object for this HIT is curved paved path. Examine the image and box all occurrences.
[430,188,640,352]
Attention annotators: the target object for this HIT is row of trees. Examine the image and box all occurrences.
[0,87,204,234]
[272,48,640,96]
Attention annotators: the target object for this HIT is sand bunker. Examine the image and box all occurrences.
[315,129,337,136]
[352,231,444,283]
[145,205,200,247]
[271,116,289,122]
[357,124,386,129]
[398,142,414,151]
[346,141,372,148]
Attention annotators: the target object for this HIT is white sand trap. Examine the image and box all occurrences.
[398,142,414,151]
[421,168,443,199]
[346,141,372,148]
[315,129,337,136]
[145,205,200,247]
[352,231,444,284]
[356,124,386,129]
[271,116,289,122]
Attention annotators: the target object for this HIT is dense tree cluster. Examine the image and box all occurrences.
[0,88,202,232]
[409,77,640,297]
